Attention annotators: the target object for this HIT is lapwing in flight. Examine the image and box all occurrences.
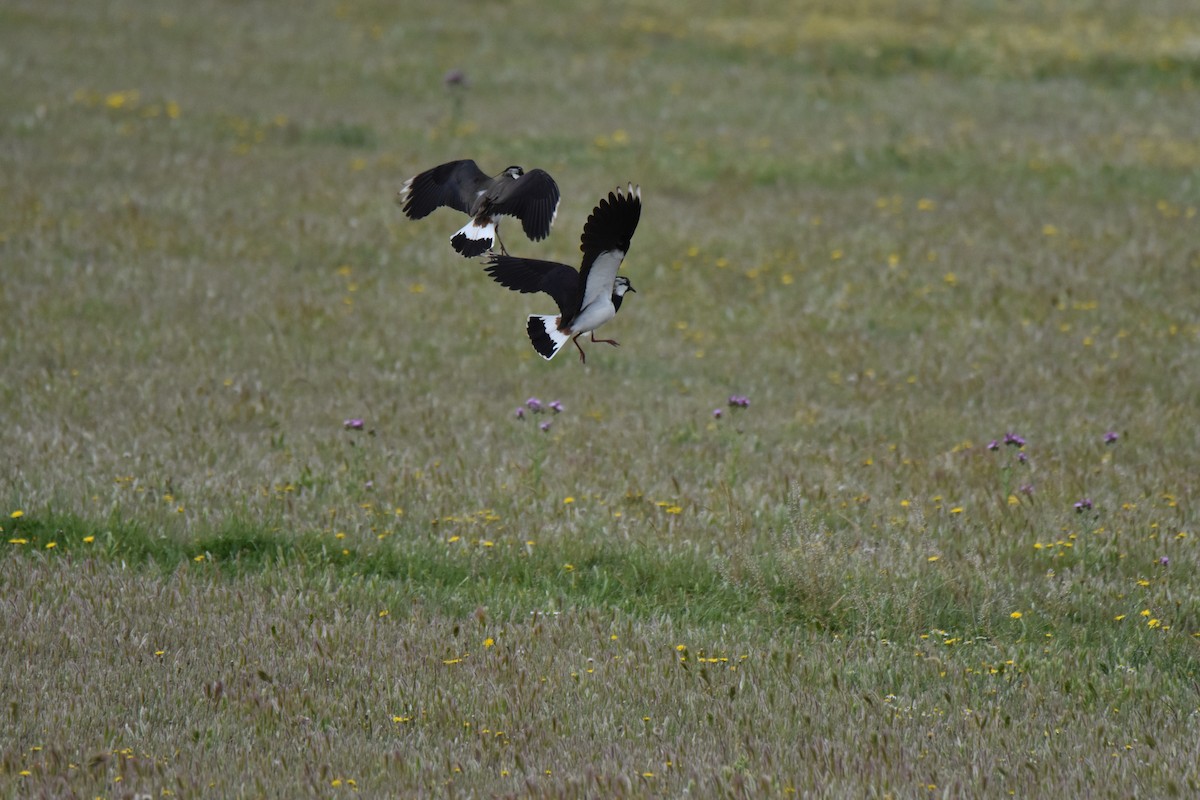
[483,185,641,363]
[396,159,560,257]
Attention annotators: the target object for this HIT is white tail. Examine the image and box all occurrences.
[450,217,496,257]
[526,315,568,360]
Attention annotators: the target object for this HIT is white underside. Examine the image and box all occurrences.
[567,296,617,336]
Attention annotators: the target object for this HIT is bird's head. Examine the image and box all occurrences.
[502,165,525,179]
[613,276,636,298]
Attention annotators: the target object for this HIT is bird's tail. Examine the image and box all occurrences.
[527,315,569,360]
[450,217,496,257]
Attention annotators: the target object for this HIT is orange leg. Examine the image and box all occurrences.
[590,331,620,347]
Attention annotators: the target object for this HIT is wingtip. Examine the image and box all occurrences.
[612,183,641,204]
[394,176,415,213]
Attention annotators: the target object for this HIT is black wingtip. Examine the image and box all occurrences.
[580,184,642,257]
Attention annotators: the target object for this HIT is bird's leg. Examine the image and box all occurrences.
[590,332,621,348]
[572,333,587,363]
[494,229,509,256]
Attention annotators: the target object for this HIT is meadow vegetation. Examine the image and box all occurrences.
[2,0,1199,796]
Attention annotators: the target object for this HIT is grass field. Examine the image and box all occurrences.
[3,0,1200,796]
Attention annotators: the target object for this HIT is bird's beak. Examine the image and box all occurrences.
[627,285,637,293]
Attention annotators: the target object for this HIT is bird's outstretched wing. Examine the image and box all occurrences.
[576,185,641,314]
[495,169,560,241]
[397,159,489,219]
[483,255,580,318]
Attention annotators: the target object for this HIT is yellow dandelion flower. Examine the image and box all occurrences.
[927,555,940,562]
[1140,609,1151,617]
[193,554,205,562]
[378,610,389,618]
[484,637,495,648]
[675,644,687,652]
[563,563,575,572]
[950,506,963,514]
[1010,612,1023,619]
[10,510,23,519]
[1148,618,1161,629]
[563,496,575,504]
[1114,615,1126,621]
[83,536,95,543]
[45,542,57,549]
[917,198,936,211]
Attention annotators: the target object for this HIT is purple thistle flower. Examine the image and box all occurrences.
[1019,483,1034,496]
[526,397,543,413]
[539,421,552,433]
[443,68,468,88]
[1017,452,1028,464]
[1003,432,1026,448]
[514,407,525,420]
[1158,556,1170,567]
[1073,498,1093,512]
[1104,431,1119,445]
[549,400,563,414]
[987,440,1000,451]
[728,394,751,409]
[343,418,364,431]
[712,408,723,419]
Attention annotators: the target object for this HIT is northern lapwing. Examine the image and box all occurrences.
[483,184,641,363]
[396,159,560,257]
